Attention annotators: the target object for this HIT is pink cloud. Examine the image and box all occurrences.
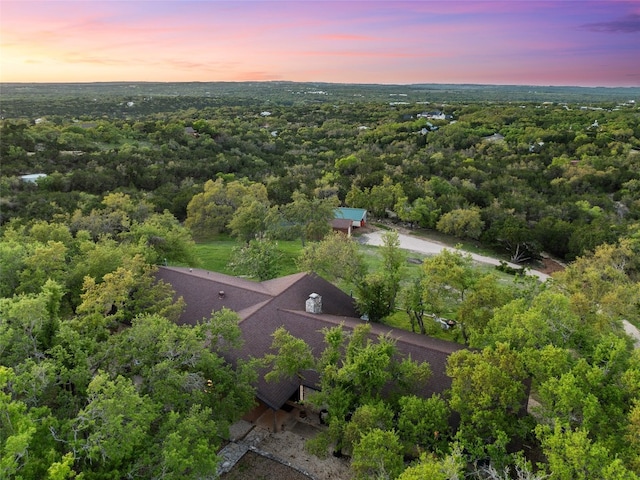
[1,0,638,86]
[317,33,377,42]
[582,12,640,33]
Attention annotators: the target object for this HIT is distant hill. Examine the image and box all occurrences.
[1,81,638,118]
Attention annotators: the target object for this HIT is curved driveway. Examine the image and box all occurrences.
[359,230,550,280]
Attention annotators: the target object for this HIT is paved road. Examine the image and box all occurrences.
[359,229,640,347]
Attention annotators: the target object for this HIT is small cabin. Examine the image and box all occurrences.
[334,207,367,228]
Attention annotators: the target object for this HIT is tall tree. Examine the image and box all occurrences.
[152,405,223,480]
[399,276,429,334]
[279,191,339,245]
[397,394,451,455]
[297,231,367,284]
[474,290,582,351]
[459,273,513,347]
[421,249,480,344]
[76,255,184,333]
[0,366,38,479]
[343,400,395,455]
[447,343,528,459]
[354,272,395,322]
[124,211,198,266]
[0,280,64,366]
[380,230,406,313]
[227,199,272,243]
[351,428,405,480]
[553,239,640,334]
[185,178,268,239]
[436,207,484,240]
[264,326,315,384]
[69,372,158,474]
[307,324,430,456]
[397,450,464,480]
[536,422,638,480]
[395,195,441,229]
[227,238,282,281]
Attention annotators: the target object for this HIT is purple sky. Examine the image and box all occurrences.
[1,1,639,86]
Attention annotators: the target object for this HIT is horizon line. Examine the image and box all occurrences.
[2,80,639,90]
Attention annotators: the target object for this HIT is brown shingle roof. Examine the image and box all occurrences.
[331,218,353,230]
[156,267,274,325]
[260,272,309,296]
[158,266,466,410]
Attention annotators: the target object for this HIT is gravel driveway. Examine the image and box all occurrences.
[359,230,550,280]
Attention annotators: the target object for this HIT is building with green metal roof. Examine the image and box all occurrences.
[334,207,367,227]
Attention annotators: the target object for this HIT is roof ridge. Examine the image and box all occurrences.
[260,271,309,296]
[159,266,272,295]
[236,298,273,321]
[279,308,464,354]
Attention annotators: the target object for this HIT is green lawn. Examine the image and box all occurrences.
[191,234,514,285]
[191,237,428,280]
[193,238,303,276]
[192,239,236,274]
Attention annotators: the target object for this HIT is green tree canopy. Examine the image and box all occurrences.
[185,178,268,239]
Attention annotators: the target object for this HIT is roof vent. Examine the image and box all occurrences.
[218,290,225,299]
[306,293,322,314]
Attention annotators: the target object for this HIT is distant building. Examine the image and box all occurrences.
[483,133,505,142]
[334,207,367,228]
[20,173,47,183]
[184,127,199,137]
[418,110,447,120]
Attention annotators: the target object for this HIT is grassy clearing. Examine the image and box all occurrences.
[192,237,429,282]
[191,235,514,285]
[193,238,303,276]
[193,239,237,274]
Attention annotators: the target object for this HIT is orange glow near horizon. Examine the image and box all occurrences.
[1,1,639,87]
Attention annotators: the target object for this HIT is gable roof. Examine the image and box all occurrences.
[334,207,367,222]
[158,266,465,410]
[157,268,276,324]
[331,218,353,231]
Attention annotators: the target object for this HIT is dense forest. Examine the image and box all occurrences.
[2,82,639,261]
[1,82,640,479]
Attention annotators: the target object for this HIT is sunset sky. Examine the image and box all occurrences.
[1,1,639,87]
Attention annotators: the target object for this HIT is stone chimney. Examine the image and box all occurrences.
[305,293,322,314]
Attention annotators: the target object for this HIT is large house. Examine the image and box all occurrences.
[157,266,466,429]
